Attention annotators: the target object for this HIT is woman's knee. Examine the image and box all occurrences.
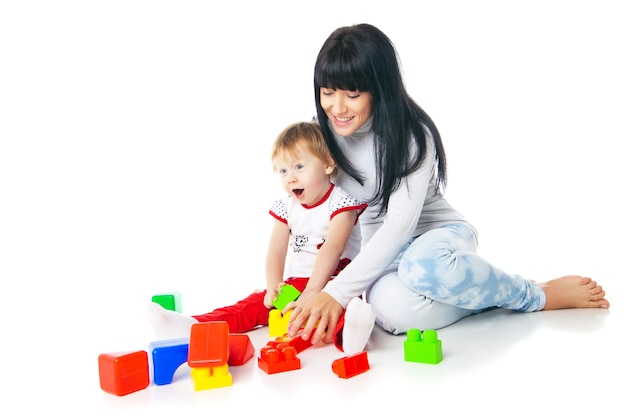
[368,273,476,333]
[367,274,438,334]
[398,224,479,296]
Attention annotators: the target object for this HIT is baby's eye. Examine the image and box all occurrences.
[278,168,287,175]
[295,164,304,171]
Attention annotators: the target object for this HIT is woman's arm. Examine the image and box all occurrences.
[322,141,436,307]
[290,141,437,343]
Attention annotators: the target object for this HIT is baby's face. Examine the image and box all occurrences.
[273,146,334,206]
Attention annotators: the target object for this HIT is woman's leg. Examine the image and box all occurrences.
[367,222,545,335]
[398,223,546,312]
[367,269,477,334]
[367,223,609,335]
[366,229,482,334]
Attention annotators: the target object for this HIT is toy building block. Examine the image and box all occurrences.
[190,363,233,391]
[228,333,255,366]
[149,337,189,385]
[404,328,443,364]
[188,321,229,368]
[257,342,301,374]
[268,309,292,337]
[98,350,150,396]
[332,351,370,379]
[151,292,182,312]
[271,332,313,353]
[272,284,301,311]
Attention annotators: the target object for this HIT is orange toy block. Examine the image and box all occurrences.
[190,363,233,391]
[268,309,291,337]
[188,321,229,368]
[98,350,150,396]
[257,343,301,374]
[332,351,370,379]
[228,333,255,366]
[271,332,313,353]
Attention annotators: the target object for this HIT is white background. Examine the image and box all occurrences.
[1,1,624,415]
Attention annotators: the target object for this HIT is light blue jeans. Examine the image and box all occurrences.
[365,223,546,335]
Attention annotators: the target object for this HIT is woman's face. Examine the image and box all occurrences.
[320,88,373,136]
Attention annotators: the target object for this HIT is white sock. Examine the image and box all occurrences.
[145,302,198,340]
[342,297,376,355]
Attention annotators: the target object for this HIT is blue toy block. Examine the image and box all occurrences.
[404,328,443,364]
[149,337,190,385]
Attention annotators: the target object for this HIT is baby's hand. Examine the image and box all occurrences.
[263,288,279,309]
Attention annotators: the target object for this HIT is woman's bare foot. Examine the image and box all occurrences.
[539,275,610,310]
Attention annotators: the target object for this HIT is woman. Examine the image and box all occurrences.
[287,23,609,346]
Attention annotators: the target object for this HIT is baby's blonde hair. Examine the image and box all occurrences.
[271,122,337,177]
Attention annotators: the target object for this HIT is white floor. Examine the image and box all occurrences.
[29,271,620,417]
[3,2,625,416]
[84,293,623,416]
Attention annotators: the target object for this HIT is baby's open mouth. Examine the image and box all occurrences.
[292,189,304,197]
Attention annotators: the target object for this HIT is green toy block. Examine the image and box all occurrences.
[404,328,443,364]
[271,284,301,311]
[152,292,182,313]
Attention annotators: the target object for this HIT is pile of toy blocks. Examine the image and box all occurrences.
[100,287,448,396]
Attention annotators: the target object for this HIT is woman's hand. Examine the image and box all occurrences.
[287,291,343,345]
[282,289,317,315]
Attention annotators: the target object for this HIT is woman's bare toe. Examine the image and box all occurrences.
[539,275,610,310]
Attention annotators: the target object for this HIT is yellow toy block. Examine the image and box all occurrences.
[190,363,232,390]
[268,309,291,337]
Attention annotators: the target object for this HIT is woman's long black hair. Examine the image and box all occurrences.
[314,23,447,216]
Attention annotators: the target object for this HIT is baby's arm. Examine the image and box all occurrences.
[264,218,290,308]
[294,209,358,308]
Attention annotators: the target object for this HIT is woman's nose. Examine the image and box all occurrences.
[332,95,346,113]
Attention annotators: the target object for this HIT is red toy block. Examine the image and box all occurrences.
[188,321,229,368]
[228,333,255,366]
[98,350,150,396]
[332,351,370,379]
[257,343,301,374]
[271,333,313,353]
